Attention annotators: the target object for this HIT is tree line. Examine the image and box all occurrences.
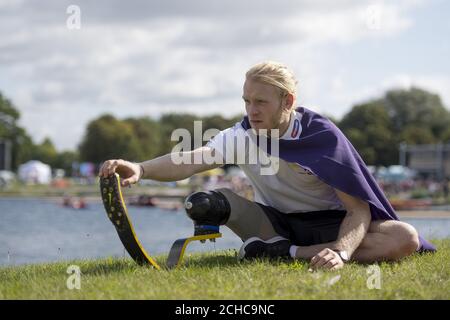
[1,87,449,175]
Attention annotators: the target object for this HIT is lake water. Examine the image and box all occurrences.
[0,197,449,266]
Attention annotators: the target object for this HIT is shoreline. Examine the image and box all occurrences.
[1,194,450,218]
[397,210,450,218]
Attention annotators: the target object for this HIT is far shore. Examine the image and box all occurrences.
[397,210,450,218]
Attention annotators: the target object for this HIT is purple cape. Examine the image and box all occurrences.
[241,107,436,252]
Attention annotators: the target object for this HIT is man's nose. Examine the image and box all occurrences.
[247,104,259,116]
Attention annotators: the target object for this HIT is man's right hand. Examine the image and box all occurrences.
[98,159,142,187]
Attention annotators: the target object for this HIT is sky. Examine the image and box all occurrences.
[0,0,449,151]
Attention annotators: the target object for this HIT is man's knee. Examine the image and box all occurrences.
[184,190,231,234]
[214,188,234,201]
[388,221,420,259]
[213,188,248,224]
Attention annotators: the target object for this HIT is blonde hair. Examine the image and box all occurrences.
[246,61,298,101]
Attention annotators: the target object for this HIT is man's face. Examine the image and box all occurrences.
[242,79,289,133]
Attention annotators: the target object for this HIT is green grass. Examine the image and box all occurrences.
[1,239,449,300]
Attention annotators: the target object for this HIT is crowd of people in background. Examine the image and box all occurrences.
[190,167,450,204]
[378,177,450,200]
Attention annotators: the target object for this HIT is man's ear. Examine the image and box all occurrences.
[284,93,295,110]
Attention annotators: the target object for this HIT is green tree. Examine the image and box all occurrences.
[399,126,436,144]
[78,114,142,164]
[441,127,450,143]
[124,117,163,158]
[0,92,36,170]
[159,113,199,154]
[338,87,450,166]
[158,113,243,154]
[339,102,396,165]
[53,150,79,176]
[384,87,450,140]
[31,137,58,166]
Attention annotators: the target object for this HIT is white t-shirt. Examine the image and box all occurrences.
[206,110,345,213]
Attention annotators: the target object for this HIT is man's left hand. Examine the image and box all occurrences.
[310,248,344,271]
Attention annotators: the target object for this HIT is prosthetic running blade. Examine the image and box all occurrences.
[100,173,221,269]
[100,173,161,269]
[166,233,222,269]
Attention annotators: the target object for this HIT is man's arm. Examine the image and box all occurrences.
[295,189,371,269]
[99,146,222,186]
[330,190,371,255]
[140,147,222,181]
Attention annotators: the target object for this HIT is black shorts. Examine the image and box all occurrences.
[257,204,347,246]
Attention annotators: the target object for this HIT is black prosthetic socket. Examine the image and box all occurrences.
[184,191,231,235]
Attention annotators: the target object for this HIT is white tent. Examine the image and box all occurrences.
[18,160,52,184]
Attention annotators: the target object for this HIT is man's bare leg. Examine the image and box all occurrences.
[294,220,420,263]
[210,188,421,263]
[216,188,281,241]
[351,220,420,263]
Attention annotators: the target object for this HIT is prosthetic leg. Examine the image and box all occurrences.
[100,173,161,269]
[166,191,230,268]
[100,174,230,269]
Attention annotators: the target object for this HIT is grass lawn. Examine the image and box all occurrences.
[1,239,449,300]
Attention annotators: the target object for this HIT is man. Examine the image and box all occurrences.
[99,61,435,271]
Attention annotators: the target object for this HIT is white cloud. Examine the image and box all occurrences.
[317,73,450,120]
[0,0,435,151]
[284,2,413,46]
